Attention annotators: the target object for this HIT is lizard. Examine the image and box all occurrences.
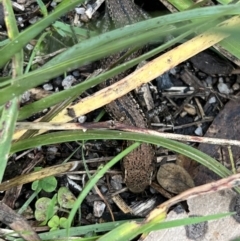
[99,0,155,193]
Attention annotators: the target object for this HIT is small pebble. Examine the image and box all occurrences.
[185,215,208,239]
[72,70,80,77]
[47,146,58,155]
[75,7,85,15]
[62,75,76,89]
[156,72,173,91]
[169,67,177,75]
[218,77,224,83]
[111,175,123,191]
[43,83,53,91]
[50,1,57,7]
[27,153,35,159]
[217,82,230,94]
[100,185,108,194]
[78,115,87,123]
[21,91,31,103]
[205,76,213,86]
[42,108,48,114]
[26,44,34,51]
[195,126,203,136]
[217,78,230,94]
[93,201,106,218]
[17,17,23,24]
[208,96,216,104]
[232,83,240,91]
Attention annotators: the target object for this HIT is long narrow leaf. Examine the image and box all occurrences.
[10,130,232,179]
[0,0,86,67]
[0,0,22,182]
[17,28,194,120]
[0,5,239,106]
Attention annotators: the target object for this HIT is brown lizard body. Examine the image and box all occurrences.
[100,0,155,193]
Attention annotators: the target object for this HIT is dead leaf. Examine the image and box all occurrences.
[157,163,195,194]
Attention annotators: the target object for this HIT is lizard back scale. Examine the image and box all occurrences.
[99,0,155,193]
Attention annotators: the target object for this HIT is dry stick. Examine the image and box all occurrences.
[0,161,79,191]
[16,121,240,146]
[0,202,40,241]
[145,172,240,226]
[0,159,120,192]
[160,172,240,212]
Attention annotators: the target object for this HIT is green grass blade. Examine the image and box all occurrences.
[0,0,22,182]
[166,1,240,63]
[168,0,195,11]
[0,5,239,107]
[17,27,194,120]
[98,212,232,241]
[15,220,141,241]
[148,212,233,231]
[219,34,240,60]
[10,130,232,180]
[0,0,86,67]
[36,0,48,17]
[52,21,97,39]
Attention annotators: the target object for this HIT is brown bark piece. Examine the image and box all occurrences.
[194,100,240,185]
[0,202,40,241]
[190,50,233,75]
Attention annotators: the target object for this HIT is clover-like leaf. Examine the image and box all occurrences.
[57,187,76,209]
[35,197,51,221]
[35,197,58,222]
[41,176,58,192]
[48,215,60,228]
[60,217,68,229]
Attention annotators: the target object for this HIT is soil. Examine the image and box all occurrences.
[0,0,240,239]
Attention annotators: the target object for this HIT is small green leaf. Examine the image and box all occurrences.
[35,210,46,222]
[48,215,60,228]
[45,194,58,224]
[31,180,39,191]
[58,187,76,209]
[35,197,51,221]
[50,227,59,232]
[59,217,68,229]
[41,176,57,192]
[35,197,58,223]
